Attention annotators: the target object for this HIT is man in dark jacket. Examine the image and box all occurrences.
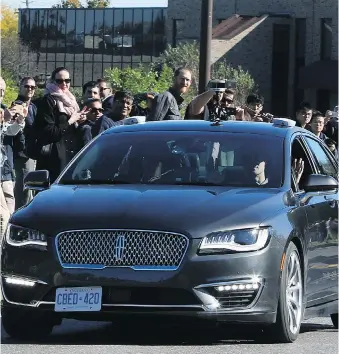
[78,98,115,146]
[147,67,192,121]
[13,77,38,209]
[97,78,115,116]
[295,102,313,129]
[309,111,328,141]
[107,91,134,123]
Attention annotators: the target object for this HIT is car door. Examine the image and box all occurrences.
[302,135,338,306]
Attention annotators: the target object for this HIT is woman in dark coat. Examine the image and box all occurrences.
[34,67,86,183]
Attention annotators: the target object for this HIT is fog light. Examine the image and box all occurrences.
[225,285,232,291]
[239,284,245,290]
[217,286,224,292]
[4,277,35,287]
[231,284,238,290]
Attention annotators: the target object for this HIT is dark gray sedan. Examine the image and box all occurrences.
[1,119,338,342]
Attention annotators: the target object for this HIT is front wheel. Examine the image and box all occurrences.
[2,306,56,340]
[269,242,304,343]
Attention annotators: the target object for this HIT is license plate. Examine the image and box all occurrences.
[54,287,102,312]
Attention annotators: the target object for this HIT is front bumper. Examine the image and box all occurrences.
[1,237,284,324]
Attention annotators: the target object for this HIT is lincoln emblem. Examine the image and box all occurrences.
[115,234,126,261]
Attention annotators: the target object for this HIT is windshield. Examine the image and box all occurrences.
[58,131,284,188]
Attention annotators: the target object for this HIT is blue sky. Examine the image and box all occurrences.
[4,0,168,9]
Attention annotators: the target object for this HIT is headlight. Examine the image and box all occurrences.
[198,228,270,254]
[5,224,47,249]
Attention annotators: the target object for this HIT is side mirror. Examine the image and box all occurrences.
[24,170,50,191]
[303,174,338,193]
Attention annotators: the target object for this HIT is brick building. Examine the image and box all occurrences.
[168,0,338,116]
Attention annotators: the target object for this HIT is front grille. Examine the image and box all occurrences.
[55,229,189,270]
[210,289,258,308]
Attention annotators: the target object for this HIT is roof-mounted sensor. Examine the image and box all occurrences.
[272,118,296,128]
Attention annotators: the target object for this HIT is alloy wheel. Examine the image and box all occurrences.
[286,251,303,334]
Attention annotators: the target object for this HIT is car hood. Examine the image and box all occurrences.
[13,185,285,238]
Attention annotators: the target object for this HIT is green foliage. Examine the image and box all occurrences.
[102,42,257,116]
[70,87,83,102]
[1,70,17,107]
[53,0,109,7]
[86,0,109,8]
[52,0,82,8]
[104,64,173,95]
[34,88,45,98]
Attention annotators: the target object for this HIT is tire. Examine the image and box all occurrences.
[331,313,338,329]
[2,306,56,340]
[269,242,304,343]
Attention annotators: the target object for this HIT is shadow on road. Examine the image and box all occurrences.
[1,320,337,345]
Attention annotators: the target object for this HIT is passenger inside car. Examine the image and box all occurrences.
[291,138,310,191]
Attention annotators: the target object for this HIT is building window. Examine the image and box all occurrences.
[19,8,167,87]
[173,19,184,47]
[320,18,332,60]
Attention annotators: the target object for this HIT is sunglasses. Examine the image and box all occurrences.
[24,85,36,90]
[90,107,104,113]
[55,79,71,84]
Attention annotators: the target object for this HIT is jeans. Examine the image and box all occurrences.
[0,180,14,241]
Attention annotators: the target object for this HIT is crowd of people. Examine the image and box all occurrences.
[0,66,338,238]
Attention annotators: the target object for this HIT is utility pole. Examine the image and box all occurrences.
[198,0,213,94]
[21,0,34,7]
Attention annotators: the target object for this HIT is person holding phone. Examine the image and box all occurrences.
[0,77,26,240]
[32,67,89,183]
[12,77,39,209]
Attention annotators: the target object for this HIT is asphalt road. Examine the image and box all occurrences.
[1,317,337,354]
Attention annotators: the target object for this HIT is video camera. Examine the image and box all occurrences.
[206,79,237,93]
[206,79,237,121]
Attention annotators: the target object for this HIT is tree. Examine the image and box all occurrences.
[1,69,18,107]
[53,0,110,7]
[0,5,18,37]
[86,0,110,8]
[52,0,82,8]
[1,34,38,83]
[0,6,38,84]
[104,64,173,95]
